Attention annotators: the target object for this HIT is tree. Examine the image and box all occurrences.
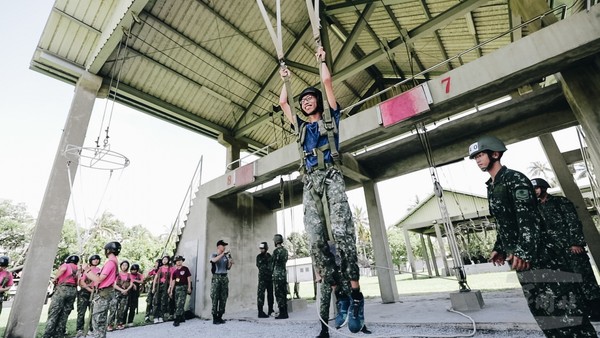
[0,200,34,267]
[352,205,372,267]
[286,232,310,258]
[527,161,553,180]
[387,227,407,272]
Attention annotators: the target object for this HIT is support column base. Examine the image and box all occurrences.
[450,290,484,311]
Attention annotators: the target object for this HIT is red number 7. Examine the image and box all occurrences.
[441,77,451,93]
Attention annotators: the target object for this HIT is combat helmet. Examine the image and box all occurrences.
[298,87,324,116]
[468,136,507,159]
[0,256,9,267]
[273,234,284,245]
[131,263,140,271]
[88,254,101,264]
[531,178,551,189]
[259,242,269,250]
[104,241,121,255]
[65,255,79,264]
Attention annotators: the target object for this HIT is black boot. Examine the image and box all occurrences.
[258,310,269,318]
[212,315,220,325]
[316,321,329,338]
[217,313,226,324]
[275,306,288,319]
[173,316,180,327]
[180,315,185,323]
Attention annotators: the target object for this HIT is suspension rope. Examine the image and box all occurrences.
[256,0,299,135]
[416,123,469,292]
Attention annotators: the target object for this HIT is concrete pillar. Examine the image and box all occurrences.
[218,133,247,171]
[403,228,417,280]
[420,234,433,277]
[5,72,102,338]
[427,235,440,276]
[434,222,450,276]
[362,181,398,302]
[538,133,600,266]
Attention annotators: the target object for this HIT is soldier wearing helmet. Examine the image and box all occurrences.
[43,255,79,338]
[168,255,192,327]
[81,241,120,337]
[279,47,367,337]
[532,177,600,321]
[76,254,101,336]
[126,262,144,326]
[271,234,288,319]
[110,260,133,331]
[256,241,274,318]
[0,256,14,316]
[469,136,596,336]
[144,259,161,323]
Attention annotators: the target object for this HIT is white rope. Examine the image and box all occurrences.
[66,161,83,255]
[314,281,477,338]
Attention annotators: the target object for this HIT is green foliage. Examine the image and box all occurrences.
[387,227,408,270]
[0,200,34,267]
[286,232,310,258]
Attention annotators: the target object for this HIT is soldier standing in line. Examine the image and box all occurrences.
[532,177,600,322]
[126,263,144,327]
[272,234,289,319]
[152,255,172,323]
[468,136,596,337]
[76,254,101,337]
[279,47,368,337]
[210,239,233,324]
[168,255,192,327]
[0,256,15,316]
[256,241,274,318]
[110,260,133,330]
[43,255,79,338]
[81,241,121,338]
[144,258,160,322]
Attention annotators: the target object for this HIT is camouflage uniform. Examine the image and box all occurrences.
[76,288,93,332]
[256,251,274,313]
[114,275,130,326]
[43,284,77,338]
[538,194,600,314]
[487,166,596,337]
[153,266,171,320]
[272,245,288,313]
[210,252,231,318]
[90,288,113,338]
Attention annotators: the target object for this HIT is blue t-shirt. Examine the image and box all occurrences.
[296,106,341,170]
[210,253,230,274]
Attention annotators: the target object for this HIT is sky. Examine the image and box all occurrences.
[0,1,585,238]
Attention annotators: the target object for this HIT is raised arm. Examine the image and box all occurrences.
[279,67,295,126]
[316,47,337,110]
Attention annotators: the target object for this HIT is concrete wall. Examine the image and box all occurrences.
[179,184,277,318]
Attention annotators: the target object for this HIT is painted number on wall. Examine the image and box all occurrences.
[227,174,233,186]
[441,77,451,93]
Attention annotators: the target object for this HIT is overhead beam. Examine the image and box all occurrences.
[87,0,150,73]
[332,0,490,84]
[418,0,452,70]
[324,0,404,15]
[333,3,376,70]
[51,7,102,34]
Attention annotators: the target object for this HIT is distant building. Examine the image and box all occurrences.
[286,256,313,283]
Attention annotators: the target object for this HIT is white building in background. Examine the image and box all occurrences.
[286,256,313,283]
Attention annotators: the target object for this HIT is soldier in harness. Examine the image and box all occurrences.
[279,47,368,337]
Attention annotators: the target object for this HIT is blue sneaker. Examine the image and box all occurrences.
[348,295,365,333]
[335,296,350,328]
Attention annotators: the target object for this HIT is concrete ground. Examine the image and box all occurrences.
[104,288,600,337]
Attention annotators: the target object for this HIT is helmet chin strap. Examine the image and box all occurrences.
[480,152,497,172]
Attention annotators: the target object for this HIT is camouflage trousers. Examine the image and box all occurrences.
[43,284,77,338]
[90,288,112,338]
[115,294,129,325]
[106,290,120,326]
[210,274,229,316]
[569,252,600,303]
[303,168,359,287]
[153,282,170,319]
[173,285,188,316]
[517,267,597,337]
[76,289,92,331]
[273,279,287,310]
[257,278,273,310]
[145,287,154,317]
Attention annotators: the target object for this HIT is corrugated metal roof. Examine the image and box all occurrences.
[31,0,577,153]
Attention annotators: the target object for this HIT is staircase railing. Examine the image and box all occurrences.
[162,156,203,256]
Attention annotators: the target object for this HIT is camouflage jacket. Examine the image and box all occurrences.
[256,252,273,281]
[538,194,586,250]
[271,246,288,281]
[486,166,543,262]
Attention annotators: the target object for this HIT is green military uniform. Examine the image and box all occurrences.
[538,193,600,320]
[487,166,596,337]
[210,248,231,324]
[272,244,288,318]
[256,247,274,316]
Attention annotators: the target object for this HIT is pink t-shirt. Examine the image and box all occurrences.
[56,263,78,285]
[98,256,118,289]
[157,266,171,283]
[0,269,14,288]
[80,266,101,287]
